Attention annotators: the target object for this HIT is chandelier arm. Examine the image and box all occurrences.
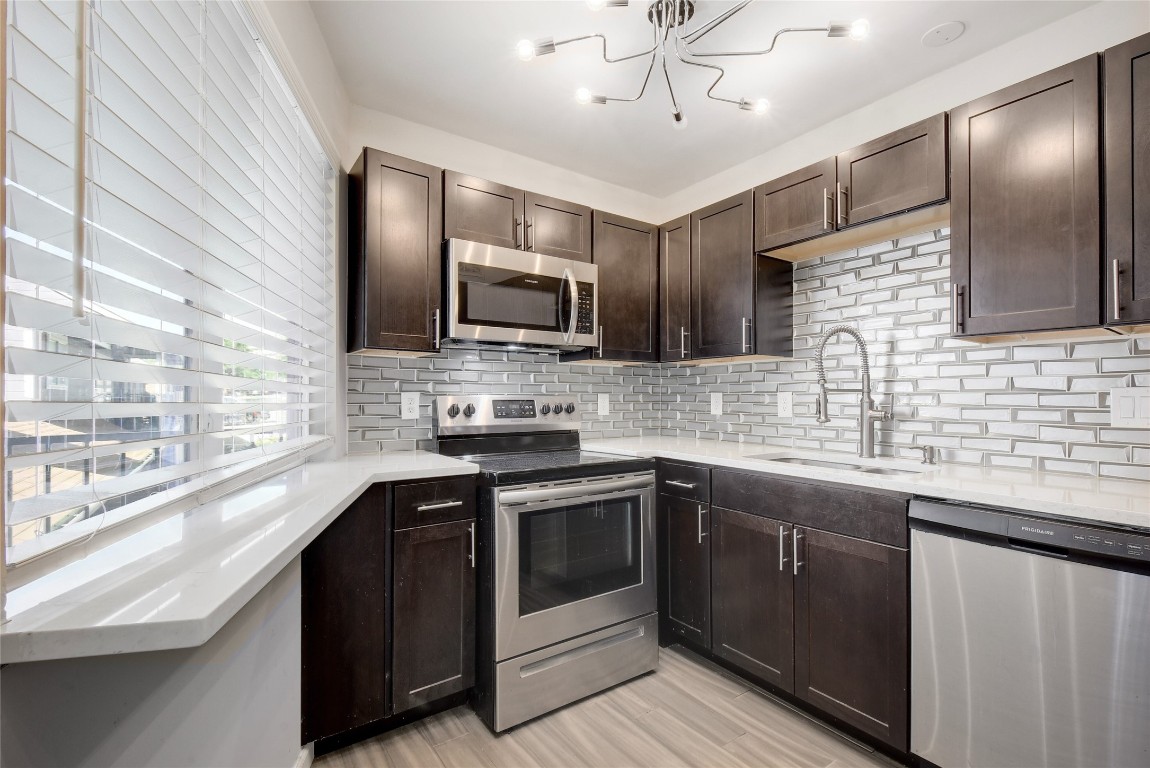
[681,0,754,45]
[682,26,831,57]
[671,34,741,106]
[661,45,680,111]
[602,49,659,103]
[554,33,658,63]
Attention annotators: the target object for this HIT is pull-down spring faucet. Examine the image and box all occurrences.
[813,325,890,459]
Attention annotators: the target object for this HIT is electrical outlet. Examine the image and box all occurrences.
[400,392,420,420]
[778,391,794,418]
[710,392,722,416]
[1111,387,1150,428]
[597,393,610,416]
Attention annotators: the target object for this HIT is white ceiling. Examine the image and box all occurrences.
[310,0,1092,196]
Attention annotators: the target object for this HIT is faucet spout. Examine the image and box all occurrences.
[812,325,888,458]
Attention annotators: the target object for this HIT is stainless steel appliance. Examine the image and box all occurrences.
[433,394,656,732]
[443,239,598,351]
[910,499,1150,768]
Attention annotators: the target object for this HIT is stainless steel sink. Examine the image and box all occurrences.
[744,454,924,476]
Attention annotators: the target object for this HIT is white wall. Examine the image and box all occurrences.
[346,105,666,223]
[657,1,1150,221]
[0,558,304,768]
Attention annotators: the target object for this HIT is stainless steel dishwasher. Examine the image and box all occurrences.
[910,498,1150,768]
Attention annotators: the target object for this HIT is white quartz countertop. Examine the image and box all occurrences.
[582,437,1150,532]
[0,452,477,665]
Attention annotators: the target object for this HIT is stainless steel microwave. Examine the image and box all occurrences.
[443,239,599,351]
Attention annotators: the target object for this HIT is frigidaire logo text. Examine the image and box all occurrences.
[1020,526,1055,536]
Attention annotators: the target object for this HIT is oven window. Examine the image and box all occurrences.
[518,496,641,617]
[457,264,565,332]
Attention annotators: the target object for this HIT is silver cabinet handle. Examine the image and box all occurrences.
[514,215,523,248]
[1112,259,1122,322]
[527,217,535,251]
[742,317,752,353]
[416,500,464,512]
[665,480,697,490]
[598,325,604,358]
[952,284,965,334]
[837,183,848,227]
[778,525,789,572]
[432,308,440,350]
[823,187,832,230]
[697,505,707,544]
[680,326,687,359]
[468,522,475,568]
[792,528,803,576]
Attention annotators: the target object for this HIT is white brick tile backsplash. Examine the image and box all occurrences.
[346,228,1147,477]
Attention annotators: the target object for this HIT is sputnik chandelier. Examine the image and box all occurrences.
[516,0,869,127]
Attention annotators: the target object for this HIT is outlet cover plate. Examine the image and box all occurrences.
[710,392,722,416]
[1110,387,1150,428]
[401,392,420,420]
[778,391,794,418]
[598,393,610,416]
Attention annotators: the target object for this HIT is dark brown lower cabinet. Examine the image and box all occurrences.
[658,493,711,648]
[392,518,476,712]
[301,485,390,744]
[710,507,793,691]
[793,527,909,750]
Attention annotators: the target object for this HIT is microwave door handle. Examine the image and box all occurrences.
[557,269,571,339]
[563,267,578,344]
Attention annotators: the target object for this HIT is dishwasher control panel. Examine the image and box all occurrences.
[1008,516,1150,562]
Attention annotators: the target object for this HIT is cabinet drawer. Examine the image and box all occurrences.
[712,470,908,548]
[657,460,710,501]
[394,476,476,529]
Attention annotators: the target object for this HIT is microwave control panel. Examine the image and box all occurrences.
[576,283,595,335]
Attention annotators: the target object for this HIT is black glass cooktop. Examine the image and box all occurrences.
[465,449,654,485]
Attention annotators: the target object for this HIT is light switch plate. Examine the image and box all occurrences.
[401,392,420,420]
[598,393,610,416]
[1110,387,1150,428]
[778,391,794,418]
[710,392,723,416]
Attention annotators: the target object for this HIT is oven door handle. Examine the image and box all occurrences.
[498,475,653,506]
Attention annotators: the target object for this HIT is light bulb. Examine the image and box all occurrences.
[516,39,536,61]
[849,19,870,40]
[587,0,607,10]
[753,98,770,115]
[575,87,592,105]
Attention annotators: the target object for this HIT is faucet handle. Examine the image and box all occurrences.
[912,445,938,465]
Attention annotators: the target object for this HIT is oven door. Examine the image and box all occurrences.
[445,239,598,349]
[494,472,655,661]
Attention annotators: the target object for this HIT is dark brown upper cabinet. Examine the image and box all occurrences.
[525,192,593,262]
[836,113,947,228]
[753,158,836,252]
[444,171,591,260]
[592,212,659,361]
[348,149,443,354]
[659,215,692,362]
[752,115,947,255]
[950,55,1101,337]
[1105,32,1150,326]
[794,527,908,752]
[691,191,755,358]
[711,506,794,692]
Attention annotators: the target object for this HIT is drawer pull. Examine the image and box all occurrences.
[665,480,697,490]
[416,500,464,512]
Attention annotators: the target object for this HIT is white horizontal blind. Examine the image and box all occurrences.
[4,0,336,561]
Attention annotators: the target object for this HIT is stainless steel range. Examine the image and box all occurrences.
[433,394,657,732]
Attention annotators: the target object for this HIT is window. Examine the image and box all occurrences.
[4,0,337,563]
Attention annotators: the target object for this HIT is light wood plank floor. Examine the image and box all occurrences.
[315,646,899,768]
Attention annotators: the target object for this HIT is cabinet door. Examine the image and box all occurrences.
[794,527,908,752]
[1105,32,1150,325]
[659,215,691,361]
[444,171,524,249]
[711,507,794,692]
[753,158,835,252]
[836,113,947,228]
[950,55,1101,336]
[392,518,476,713]
[657,494,710,648]
[691,191,754,358]
[349,149,443,353]
[593,212,658,361]
[301,484,389,743]
[525,192,593,262]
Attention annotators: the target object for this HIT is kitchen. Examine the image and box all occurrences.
[1,1,1149,767]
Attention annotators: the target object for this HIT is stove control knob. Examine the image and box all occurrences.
[565,402,576,414]
[540,403,551,415]
[463,403,476,418]
[551,402,563,415]
[446,404,460,418]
